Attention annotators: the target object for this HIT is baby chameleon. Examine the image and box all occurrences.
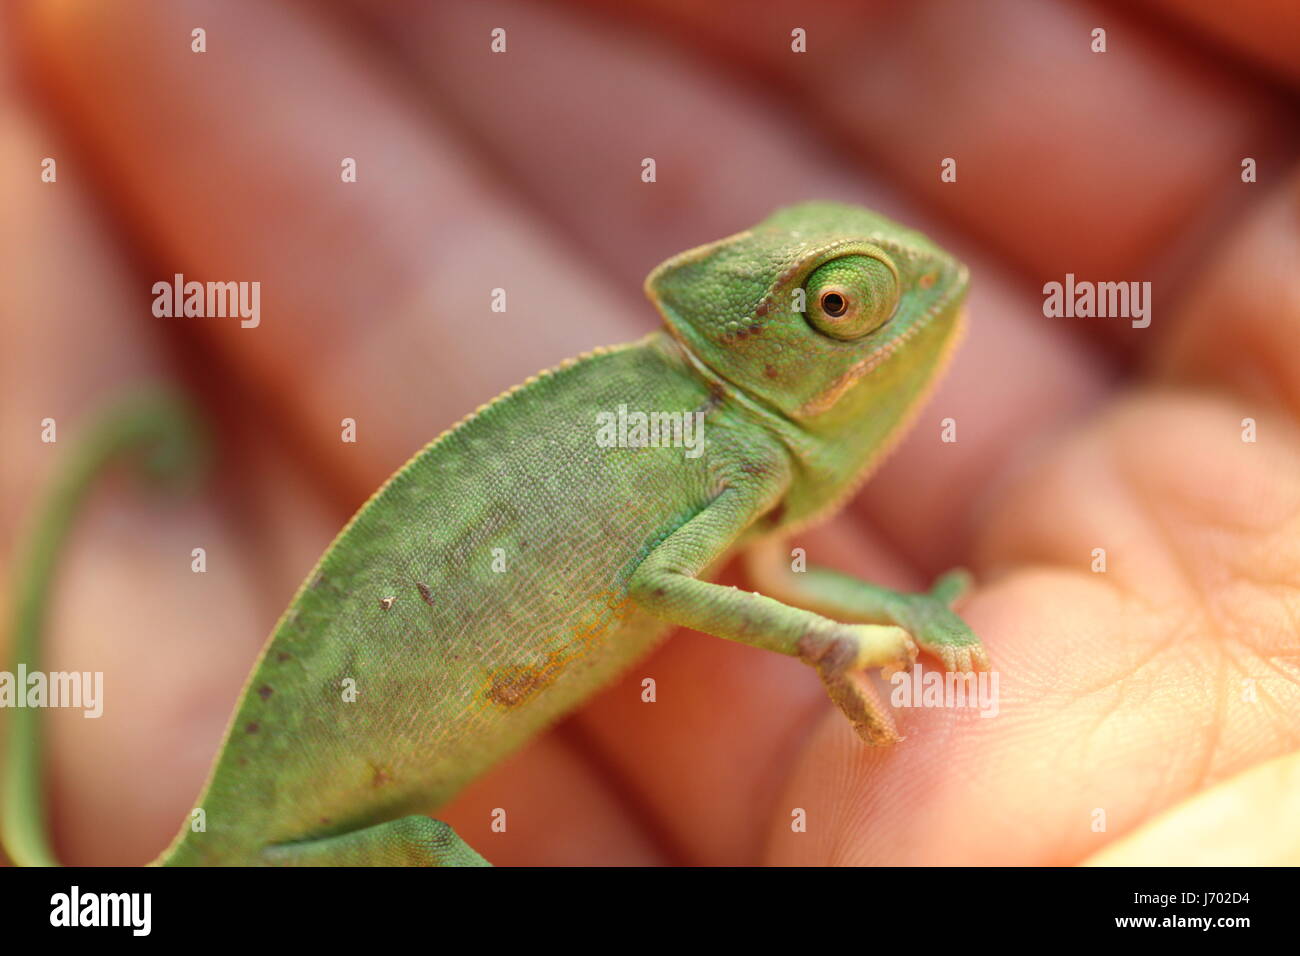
[3,201,988,866]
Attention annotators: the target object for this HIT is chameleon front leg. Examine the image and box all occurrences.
[744,536,990,673]
[259,816,490,867]
[629,483,918,743]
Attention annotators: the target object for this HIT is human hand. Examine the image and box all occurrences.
[2,0,1297,865]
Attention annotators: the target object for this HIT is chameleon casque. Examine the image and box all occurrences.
[3,202,989,866]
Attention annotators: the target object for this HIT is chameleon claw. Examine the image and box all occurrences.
[819,669,903,746]
[951,642,987,671]
[879,652,914,681]
[944,644,991,674]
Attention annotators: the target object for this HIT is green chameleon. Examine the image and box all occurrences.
[3,201,988,866]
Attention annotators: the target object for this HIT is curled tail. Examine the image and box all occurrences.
[2,390,207,866]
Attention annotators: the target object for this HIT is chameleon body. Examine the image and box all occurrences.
[3,202,988,866]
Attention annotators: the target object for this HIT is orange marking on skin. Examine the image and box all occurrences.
[483,590,635,708]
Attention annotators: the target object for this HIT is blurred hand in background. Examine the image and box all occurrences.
[1,0,1297,865]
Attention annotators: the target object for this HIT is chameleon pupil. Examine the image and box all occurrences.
[821,292,848,317]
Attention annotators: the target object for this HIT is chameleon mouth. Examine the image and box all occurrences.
[783,303,970,536]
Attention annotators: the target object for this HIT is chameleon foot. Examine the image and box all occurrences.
[799,624,917,744]
[819,667,904,745]
[261,815,490,867]
[902,576,990,674]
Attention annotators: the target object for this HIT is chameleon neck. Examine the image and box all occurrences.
[665,304,964,532]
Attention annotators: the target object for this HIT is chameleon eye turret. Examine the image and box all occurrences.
[803,254,900,340]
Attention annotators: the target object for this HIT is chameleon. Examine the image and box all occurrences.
[2,201,988,866]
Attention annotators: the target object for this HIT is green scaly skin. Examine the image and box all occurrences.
[3,202,988,867]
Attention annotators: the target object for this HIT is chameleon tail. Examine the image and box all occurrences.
[2,389,208,866]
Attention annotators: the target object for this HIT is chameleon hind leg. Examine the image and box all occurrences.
[262,816,490,867]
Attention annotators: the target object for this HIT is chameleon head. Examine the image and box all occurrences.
[646,201,969,426]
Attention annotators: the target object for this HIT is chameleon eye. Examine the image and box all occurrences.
[804,255,899,340]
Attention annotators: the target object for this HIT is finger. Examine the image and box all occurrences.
[1155,170,1300,419]
[15,0,646,500]
[767,347,1300,863]
[765,174,1300,863]
[440,730,670,866]
[1139,0,1300,88]
[1083,748,1300,865]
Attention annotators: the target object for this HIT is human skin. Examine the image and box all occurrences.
[0,0,1297,865]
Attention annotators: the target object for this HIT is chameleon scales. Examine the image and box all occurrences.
[3,201,988,866]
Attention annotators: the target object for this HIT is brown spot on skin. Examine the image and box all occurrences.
[416,582,436,607]
[486,662,561,708]
[245,722,260,734]
[764,364,779,379]
[372,767,392,788]
[275,651,292,662]
[919,271,938,289]
[755,300,770,316]
[766,502,786,526]
[378,596,395,611]
[795,633,854,676]
[487,610,619,703]
[257,685,273,700]
[320,817,331,826]
[485,590,636,708]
